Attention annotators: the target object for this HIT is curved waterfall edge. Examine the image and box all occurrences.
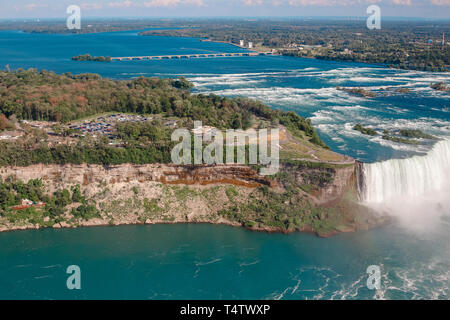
[356,139,450,204]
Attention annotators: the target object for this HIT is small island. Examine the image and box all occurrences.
[395,88,411,94]
[353,123,377,136]
[430,82,449,92]
[382,132,420,145]
[353,124,438,145]
[381,129,439,145]
[398,129,437,140]
[337,87,377,98]
[72,54,112,62]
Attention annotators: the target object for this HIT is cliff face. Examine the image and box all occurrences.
[321,165,357,203]
[0,162,388,236]
[0,162,355,201]
[278,163,357,205]
[0,163,271,191]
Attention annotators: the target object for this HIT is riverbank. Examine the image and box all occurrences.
[0,213,392,238]
[138,20,449,73]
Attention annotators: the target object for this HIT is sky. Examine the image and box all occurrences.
[0,0,449,19]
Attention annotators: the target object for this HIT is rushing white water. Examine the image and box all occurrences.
[362,139,450,204]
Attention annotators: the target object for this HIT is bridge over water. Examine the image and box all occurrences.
[111,51,276,61]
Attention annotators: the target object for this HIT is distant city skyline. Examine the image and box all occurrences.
[1,0,449,19]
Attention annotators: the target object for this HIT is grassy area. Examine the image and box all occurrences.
[279,128,343,163]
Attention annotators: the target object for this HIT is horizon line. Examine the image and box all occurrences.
[1,16,450,21]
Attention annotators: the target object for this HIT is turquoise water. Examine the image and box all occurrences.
[0,30,449,299]
[1,224,449,300]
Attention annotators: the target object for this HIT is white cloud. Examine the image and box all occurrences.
[287,0,356,6]
[391,0,411,5]
[108,0,134,8]
[143,0,204,7]
[184,0,205,5]
[81,3,103,10]
[16,3,49,11]
[243,0,264,5]
[361,0,382,3]
[431,0,450,4]
[242,0,417,5]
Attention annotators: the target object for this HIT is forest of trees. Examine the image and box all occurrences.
[0,113,15,131]
[0,69,327,166]
[0,69,323,137]
[0,177,99,221]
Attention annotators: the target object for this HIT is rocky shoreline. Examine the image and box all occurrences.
[0,212,392,238]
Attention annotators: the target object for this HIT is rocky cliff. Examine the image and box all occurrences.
[0,162,389,236]
[0,163,270,192]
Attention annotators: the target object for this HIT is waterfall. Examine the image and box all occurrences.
[361,140,450,204]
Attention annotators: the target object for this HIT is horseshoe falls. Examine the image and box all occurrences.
[361,139,450,204]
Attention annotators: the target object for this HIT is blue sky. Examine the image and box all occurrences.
[1,0,449,19]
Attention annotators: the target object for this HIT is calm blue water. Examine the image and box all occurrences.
[0,30,449,300]
[0,224,449,300]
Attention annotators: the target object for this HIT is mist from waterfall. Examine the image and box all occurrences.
[361,140,450,231]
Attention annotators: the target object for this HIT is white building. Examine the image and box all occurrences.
[192,126,217,137]
[343,48,353,55]
[248,42,253,49]
[239,40,244,47]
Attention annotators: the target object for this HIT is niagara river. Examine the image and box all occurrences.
[0,29,449,300]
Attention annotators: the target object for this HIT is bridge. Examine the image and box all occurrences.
[110,51,276,61]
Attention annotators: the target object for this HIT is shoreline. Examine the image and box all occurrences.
[148,34,447,73]
[1,28,444,73]
[0,213,393,238]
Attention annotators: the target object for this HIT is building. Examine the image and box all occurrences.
[248,42,253,49]
[0,131,22,140]
[239,40,244,47]
[343,48,353,55]
[12,199,46,211]
[192,126,217,137]
[164,120,178,127]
